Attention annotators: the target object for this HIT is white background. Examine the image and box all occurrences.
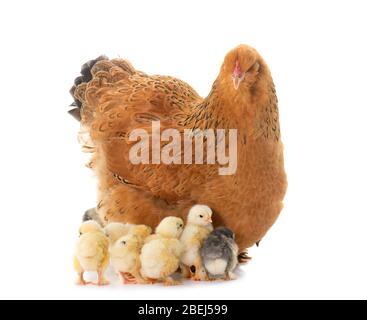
[0,0,366,300]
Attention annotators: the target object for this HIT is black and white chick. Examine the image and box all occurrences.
[200,227,239,280]
[82,207,102,226]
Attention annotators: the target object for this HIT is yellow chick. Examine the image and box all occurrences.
[140,217,184,285]
[73,221,110,285]
[109,225,151,284]
[180,205,213,281]
[104,222,131,245]
[110,234,148,284]
[144,217,183,243]
[129,224,152,245]
[104,223,152,245]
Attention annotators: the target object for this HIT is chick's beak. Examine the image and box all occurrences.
[206,218,212,223]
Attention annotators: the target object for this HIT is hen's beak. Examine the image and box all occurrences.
[232,73,245,90]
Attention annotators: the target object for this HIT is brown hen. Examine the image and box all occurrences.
[69,45,287,253]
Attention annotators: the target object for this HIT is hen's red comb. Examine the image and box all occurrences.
[233,59,242,77]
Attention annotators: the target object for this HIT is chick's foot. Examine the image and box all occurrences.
[191,260,208,281]
[163,277,181,286]
[144,278,158,284]
[76,273,90,286]
[180,265,191,279]
[120,272,137,284]
[225,272,237,281]
[95,270,109,286]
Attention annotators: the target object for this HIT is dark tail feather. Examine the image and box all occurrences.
[68,108,81,121]
[68,55,108,121]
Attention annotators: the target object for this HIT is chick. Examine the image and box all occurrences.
[144,216,183,243]
[129,224,152,245]
[110,224,152,284]
[140,217,184,285]
[110,234,147,284]
[82,207,102,226]
[104,222,131,245]
[73,221,110,285]
[201,227,239,280]
[180,205,213,281]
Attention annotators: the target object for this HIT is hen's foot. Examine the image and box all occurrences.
[238,251,252,264]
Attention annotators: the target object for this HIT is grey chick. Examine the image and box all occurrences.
[200,227,239,280]
[82,208,102,226]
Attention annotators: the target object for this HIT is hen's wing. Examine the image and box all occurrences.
[71,58,208,202]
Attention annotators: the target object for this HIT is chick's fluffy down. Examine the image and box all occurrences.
[180,226,212,266]
[205,259,228,276]
[110,235,141,273]
[104,222,131,244]
[140,238,182,279]
[75,232,109,271]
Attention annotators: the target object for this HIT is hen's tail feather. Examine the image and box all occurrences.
[69,56,139,122]
[68,107,82,121]
[69,55,109,121]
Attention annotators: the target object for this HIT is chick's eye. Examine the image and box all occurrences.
[79,232,82,236]
[199,215,203,218]
[121,241,126,245]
